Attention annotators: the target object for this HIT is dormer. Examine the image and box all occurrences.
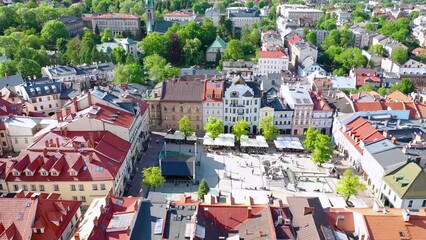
[40,170,49,176]
[47,212,63,226]
[50,170,59,176]
[32,217,46,234]
[12,155,31,176]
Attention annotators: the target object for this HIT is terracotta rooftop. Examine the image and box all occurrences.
[325,208,355,233]
[352,69,380,87]
[77,103,135,128]
[258,50,288,59]
[310,91,332,111]
[203,80,224,102]
[386,90,412,102]
[7,130,130,182]
[161,80,204,102]
[287,34,302,45]
[342,116,384,153]
[0,191,81,240]
[74,191,140,240]
[164,11,195,17]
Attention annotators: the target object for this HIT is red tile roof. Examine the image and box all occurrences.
[386,90,412,102]
[203,81,224,102]
[125,95,149,116]
[287,34,302,45]
[310,91,332,111]
[353,102,405,112]
[0,98,25,116]
[352,69,380,86]
[7,131,130,182]
[325,208,355,233]
[258,50,288,59]
[342,116,384,153]
[0,193,81,240]
[84,104,134,128]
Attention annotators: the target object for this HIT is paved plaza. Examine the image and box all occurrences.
[153,142,372,207]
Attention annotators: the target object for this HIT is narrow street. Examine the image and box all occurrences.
[129,132,164,197]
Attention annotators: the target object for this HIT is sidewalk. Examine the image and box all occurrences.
[129,132,164,197]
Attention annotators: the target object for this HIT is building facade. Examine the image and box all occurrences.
[82,13,142,39]
[258,51,289,76]
[58,16,84,37]
[203,80,224,125]
[223,76,261,133]
[281,85,313,135]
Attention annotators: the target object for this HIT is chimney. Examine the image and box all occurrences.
[303,207,315,215]
[100,205,104,213]
[93,216,98,227]
[204,194,216,204]
[56,110,63,122]
[382,207,387,214]
[383,130,389,138]
[134,201,139,211]
[126,226,131,236]
[56,137,60,147]
[88,152,93,163]
[45,140,49,147]
[203,207,209,219]
[64,127,68,137]
[74,233,80,240]
[60,127,63,135]
[16,189,25,198]
[88,90,92,106]
[72,96,78,112]
[402,209,410,222]
[226,194,235,205]
[65,107,71,116]
[43,148,48,157]
[391,137,397,144]
[245,196,254,206]
[273,199,284,208]
[247,206,252,218]
[139,189,144,197]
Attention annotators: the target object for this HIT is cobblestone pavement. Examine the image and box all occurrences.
[129,132,164,197]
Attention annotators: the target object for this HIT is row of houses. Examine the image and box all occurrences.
[146,74,334,136]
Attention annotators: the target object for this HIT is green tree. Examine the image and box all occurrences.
[179,115,195,140]
[306,31,317,46]
[169,33,182,65]
[213,2,225,12]
[198,178,210,200]
[232,120,249,141]
[41,20,68,49]
[183,38,203,66]
[0,36,20,58]
[378,18,410,42]
[0,6,20,34]
[192,1,212,14]
[303,126,319,152]
[390,47,409,65]
[245,1,254,8]
[56,38,68,52]
[334,48,368,74]
[378,86,387,96]
[65,37,82,64]
[125,63,144,83]
[336,169,366,202]
[359,83,376,92]
[311,134,333,166]
[390,78,415,94]
[100,27,113,42]
[217,15,233,41]
[141,166,166,191]
[224,39,244,60]
[144,53,179,82]
[321,29,340,51]
[204,117,224,139]
[140,32,169,58]
[0,60,17,77]
[112,47,127,64]
[369,44,385,56]
[17,58,41,78]
[259,116,279,141]
[114,64,128,84]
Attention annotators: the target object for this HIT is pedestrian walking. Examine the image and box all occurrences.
[252,169,254,174]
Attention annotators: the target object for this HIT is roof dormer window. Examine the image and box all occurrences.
[40,171,48,176]
[70,171,77,176]
[25,171,33,176]
[51,171,58,176]
[13,171,20,176]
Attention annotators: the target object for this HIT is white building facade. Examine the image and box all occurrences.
[258,51,289,76]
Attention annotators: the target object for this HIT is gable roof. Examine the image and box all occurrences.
[287,197,331,240]
[259,50,287,59]
[383,162,426,199]
[161,80,204,102]
[386,90,411,102]
[342,116,384,153]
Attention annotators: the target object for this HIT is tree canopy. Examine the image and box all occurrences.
[390,47,409,65]
[179,115,195,139]
[198,179,210,200]
[232,120,249,141]
[259,116,279,141]
[390,78,415,94]
[336,169,366,202]
[311,134,333,166]
[204,117,224,140]
[141,166,166,192]
[41,20,68,48]
[224,39,244,61]
[303,126,319,152]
